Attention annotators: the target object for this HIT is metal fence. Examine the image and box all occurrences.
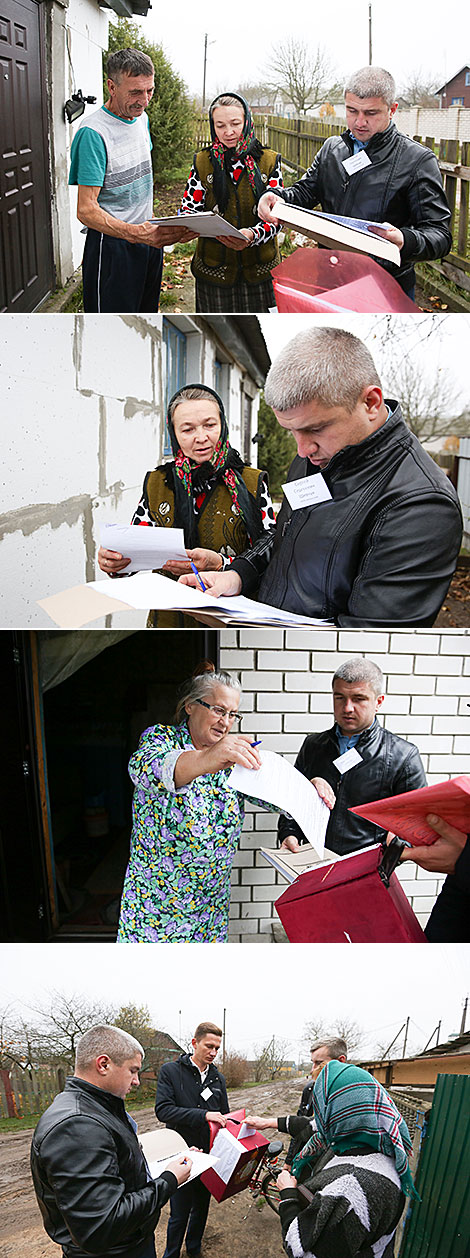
[399,1073,470,1258]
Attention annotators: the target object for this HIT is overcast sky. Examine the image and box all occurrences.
[258,314,470,414]
[1,943,468,1061]
[136,0,466,100]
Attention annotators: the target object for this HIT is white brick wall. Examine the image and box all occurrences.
[221,628,470,942]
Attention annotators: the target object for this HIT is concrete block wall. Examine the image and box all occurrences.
[218,628,470,942]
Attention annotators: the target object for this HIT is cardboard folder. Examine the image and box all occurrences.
[275,845,427,943]
[201,1109,269,1201]
[350,775,470,845]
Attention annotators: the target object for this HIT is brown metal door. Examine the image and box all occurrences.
[0,0,54,311]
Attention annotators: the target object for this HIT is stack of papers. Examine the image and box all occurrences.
[38,572,333,628]
[151,211,246,240]
[261,844,340,884]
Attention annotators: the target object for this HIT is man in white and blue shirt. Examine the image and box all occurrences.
[69,48,191,312]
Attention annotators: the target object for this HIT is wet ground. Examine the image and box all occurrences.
[0,1077,303,1258]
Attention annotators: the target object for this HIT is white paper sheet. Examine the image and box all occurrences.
[151,211,245,240]
[238,1122,256,1138]
[227,749,329,858]
[332,747,363,774]
[148,1149,217,1185]
[210,1128,244,1184]
[87,572,331,627]
[100,524,187,573]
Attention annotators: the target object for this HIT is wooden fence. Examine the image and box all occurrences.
[188,115,470,297]
[0,1064,66,1118]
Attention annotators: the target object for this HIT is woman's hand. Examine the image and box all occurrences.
[277,1169,297,1190]
[216,230,251,250]
[98,546,131,574]
[311,777,336,810]
[244,1114,276,1129]
[167,1155,192,1185]
[179,569,242,598]
[202,734,262,775]
[257,192,283,225]
[162,548,224,576]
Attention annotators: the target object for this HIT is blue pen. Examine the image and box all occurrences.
[190,560,207,592]
[251,740,262,747]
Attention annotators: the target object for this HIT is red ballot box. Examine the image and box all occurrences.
[272,247,416,313]
[201,1109,269,1202]
[275,845,427,943]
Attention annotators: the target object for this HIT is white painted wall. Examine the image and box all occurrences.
[0,315,262,628]
[47,0,109,282]
[219,628,470,941]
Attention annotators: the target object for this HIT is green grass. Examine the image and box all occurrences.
[0,1113,42,1131]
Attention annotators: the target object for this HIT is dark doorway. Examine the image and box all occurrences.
[0,0,54,311]
[0,631,218,940]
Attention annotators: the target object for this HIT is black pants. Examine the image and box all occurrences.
[82,230,163,313]
[162,1179,211,1258]
[425,876,470,941]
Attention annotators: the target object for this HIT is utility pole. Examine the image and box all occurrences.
[222,1007,226,1067]
[202,34,208,109]
[460,995,468,1036]
[368,4,373,65]
[403,1016,410,1058]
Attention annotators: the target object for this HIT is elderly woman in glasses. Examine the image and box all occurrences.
[117,662,333,943]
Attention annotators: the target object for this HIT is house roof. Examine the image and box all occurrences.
[435,66,470,93]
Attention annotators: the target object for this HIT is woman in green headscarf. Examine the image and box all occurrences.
[181,92,284,313]
[247,1060,418,1258]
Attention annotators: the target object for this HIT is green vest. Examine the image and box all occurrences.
[191,148,280,286]
[144,463,264,628]
[145,463,263,555]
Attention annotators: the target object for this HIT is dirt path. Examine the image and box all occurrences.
[0,1078,304,1258]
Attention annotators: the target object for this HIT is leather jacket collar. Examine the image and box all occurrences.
[65,1076,127,1119]
[341,121,398,158]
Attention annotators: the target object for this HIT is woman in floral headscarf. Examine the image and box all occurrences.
[97,384,275,626]
[181,92,284,312]
[247,1060,419,1258]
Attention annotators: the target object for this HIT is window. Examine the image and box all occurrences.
[162,320,187,456]
[465,71,470,86]
[451,97,464,105]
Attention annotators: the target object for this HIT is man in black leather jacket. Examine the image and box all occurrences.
[31,1025,190,1258]
[155,1021,229,1258]
[278,658,426,857]
[180,326,462,627]
[257,65,451,297]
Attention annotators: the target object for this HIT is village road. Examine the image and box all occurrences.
[0,1077,305,1258]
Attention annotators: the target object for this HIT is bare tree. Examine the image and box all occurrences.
[221,1051,250,1088]
[264,40,334,114]
[30,991,115,1070]
[399,72,440,107]
[364,316,470,444]
[253,1036,290,1081]
[302,1016,365,1056]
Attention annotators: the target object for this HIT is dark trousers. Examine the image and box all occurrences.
[82,230,163,313]
[162,1179,211,1258]
[425,876,470,941]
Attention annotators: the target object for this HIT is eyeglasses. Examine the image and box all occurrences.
[196,698,241,722]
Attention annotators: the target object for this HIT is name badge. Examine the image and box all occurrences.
[201,1086,213,1101]
[333,747,363,774]
[342,150,372,175]
[282,474,332,511]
